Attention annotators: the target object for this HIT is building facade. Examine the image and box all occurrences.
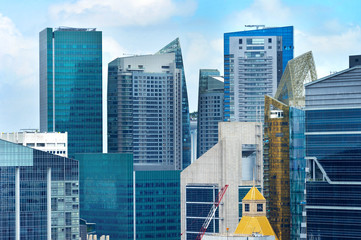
[181,122,263,240]
[305,66,361,239]
[224,26,293,122]
[0,139,79,240]
[264,52,316,240]
[156,38,192,169]
[75,153,181,240]
[39,27,102,156]
[107,52,184,169]
[197,69,224,158]
[0,131,68,157]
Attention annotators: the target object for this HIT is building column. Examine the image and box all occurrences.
[47,167,51,240]
[15,167,20,240]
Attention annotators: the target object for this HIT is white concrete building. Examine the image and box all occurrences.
[0,131,68,157]
[181,122,263,240]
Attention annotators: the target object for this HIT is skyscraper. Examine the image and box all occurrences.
[264,52,317,240]
[0,139,79,240]
[224,26,293,122]
[39,27,102,156]
[305,66,361,239]
[107,52,184,169]
[156,38,192,169]
[197,69,224,158]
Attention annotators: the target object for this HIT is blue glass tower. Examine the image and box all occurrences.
[157,38,191,169]
[0,139,79,240]
[224,26,293,122]
[39,27,102,157]
[305,66,361,239]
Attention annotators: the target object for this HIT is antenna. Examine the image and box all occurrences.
[245,25,266,30]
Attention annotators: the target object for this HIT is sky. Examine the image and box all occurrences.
[1,0,361,132]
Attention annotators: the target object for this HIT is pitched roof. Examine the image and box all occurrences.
[243,187,266,201]
[234,216,279,240]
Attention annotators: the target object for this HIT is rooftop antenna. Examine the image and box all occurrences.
[245,25,266,30]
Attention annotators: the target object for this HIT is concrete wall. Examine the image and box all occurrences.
[181,122,263,239]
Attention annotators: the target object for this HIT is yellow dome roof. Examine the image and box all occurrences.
[243,187,265,201]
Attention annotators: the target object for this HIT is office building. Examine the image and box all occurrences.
[224,26,293,122]
[107,50,185,169]
[349,54,361,68]
[157,38,192,169]
[181,122,263,240]
[0,139,79,240]
[75,153,180,240]
[264,52,317,240]
[305,65,361,239]
[0,131,68,157]
[39,27,102,157]
[197,69,224,158]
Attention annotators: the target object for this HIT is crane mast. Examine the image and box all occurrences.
[195,184,229,240]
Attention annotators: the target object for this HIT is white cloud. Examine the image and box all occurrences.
[0,13,37,87]
[295,25,361,78]
[0,13,38,131]
[231,0,291,27]
[49,0,197,27]
[182,33,223,112]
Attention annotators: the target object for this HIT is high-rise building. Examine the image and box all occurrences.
[224,26,293,122]
[264,52,317,240]
[0,131,68,157]
[305,65,361,239]
[197,69,224,158]
[156,38,191,169]
[75,153,181,240]
[39,27,102,157]
[107,50,187,170]
[0,139,79,240]
[181,122,263,240]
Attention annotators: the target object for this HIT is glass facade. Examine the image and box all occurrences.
[224,26,293,122]
[75,153,181,240]
[39,27,102,157]
[75,153,134,240]
[197,70,223,158]
[157,38,192,169]
[135,170,180,240]
[185,185,219,240]
[289,107,306,240]
[306,108,361,239]
[0,139,79,240]
[264,96,290,240]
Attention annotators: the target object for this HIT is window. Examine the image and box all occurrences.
[268,38,272,43]
[257,204,263,212]
[239,39,243,44]
[245,204,250,212]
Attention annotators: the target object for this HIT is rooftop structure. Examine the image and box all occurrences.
[203,187,278,240]
[0,131,68,157]
[275,51,317,108]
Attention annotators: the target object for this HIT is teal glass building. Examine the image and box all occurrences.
[39,27,103,156]
[75,153,181,240]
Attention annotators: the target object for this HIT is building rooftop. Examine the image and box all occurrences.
[243,187,265,201]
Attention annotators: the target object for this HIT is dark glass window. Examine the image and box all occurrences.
[239,39,242,44]
[245,204,250,212]
[257,204,263,212]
